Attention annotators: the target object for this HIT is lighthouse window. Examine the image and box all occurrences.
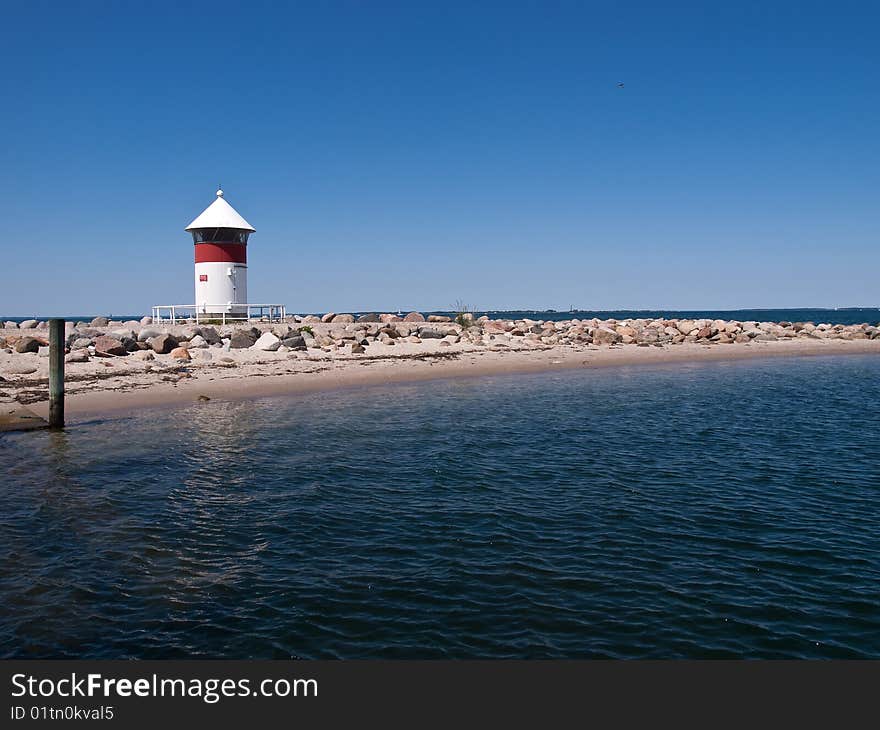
[191,228,250,244]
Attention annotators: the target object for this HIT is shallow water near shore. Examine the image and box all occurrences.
[2,354,879,659]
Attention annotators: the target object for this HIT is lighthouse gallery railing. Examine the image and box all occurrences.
[151,304,287,325]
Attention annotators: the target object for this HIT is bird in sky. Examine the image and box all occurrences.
[617,82,625,88]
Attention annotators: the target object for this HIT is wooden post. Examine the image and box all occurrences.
[48,318,65,429]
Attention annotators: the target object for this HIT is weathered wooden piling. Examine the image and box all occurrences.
[48,318,65,428]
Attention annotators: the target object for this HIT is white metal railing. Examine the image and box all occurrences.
[151,304,287,325]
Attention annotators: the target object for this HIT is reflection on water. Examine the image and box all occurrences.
[2,355,880,658]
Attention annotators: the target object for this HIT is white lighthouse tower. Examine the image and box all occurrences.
[185,188,255,319]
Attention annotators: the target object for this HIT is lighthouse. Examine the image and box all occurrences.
[185,188,255,318]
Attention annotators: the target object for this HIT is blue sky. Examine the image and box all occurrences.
[1,1,877,315]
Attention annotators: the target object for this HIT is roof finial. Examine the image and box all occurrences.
[216,184,224,198]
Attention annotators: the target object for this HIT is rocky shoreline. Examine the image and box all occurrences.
[2,312,880,417]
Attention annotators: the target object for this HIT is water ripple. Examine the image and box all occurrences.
[1,354,879,658]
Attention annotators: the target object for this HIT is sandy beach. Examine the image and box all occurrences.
[2,315,879,423]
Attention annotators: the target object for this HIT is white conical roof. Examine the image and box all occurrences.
[185,189,255,232]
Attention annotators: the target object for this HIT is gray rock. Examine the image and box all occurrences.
[4,321,19,329]
[418,327,446,339]
[196,326,222,345]
[229,330,257,349]
[7,363,39,374]
[71,337,93,349]
[281,336,307,350]
[19,319,38,329]
[133,350,155,361]
[321,312,337,323]
[138,328,162,342]
[140,316,153,325]
[148,333,179,354]
[38,346,50,357]
[357,313,381,323]
[90,316,110,327]
[187,335,209,349]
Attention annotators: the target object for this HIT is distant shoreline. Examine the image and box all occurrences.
[3,307,880,325]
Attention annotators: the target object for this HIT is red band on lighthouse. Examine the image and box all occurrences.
[194,242,247,264]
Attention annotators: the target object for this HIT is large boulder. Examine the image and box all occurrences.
[357,313,381,323]
[321,312,337,323]
[271,324,293,339]
[90,316,110,327]
[4,321,19,329]
[330,328,356,341]
[186,335,209,349]
[696,326,715,339]
[332,314,355,324]
[65,350,89,363]
[483,320,508,333]
[252,332,282,351]
[138,328,162,342]
[427,315,451,323]
[195,326,222,345]
[14,336,41,353]
[94,335,127,356]
[229,329,258,349]
[110,329,136,344]
[404,312,426,322]
[675,319,696,335]
[140,316,153,325]
[148,333,179,354]
[592,327,622,345]
[170,347,191,361]
[379,313,403,323]
[281,335,307,350]
[19,319,38,329]
[418,327,446,339]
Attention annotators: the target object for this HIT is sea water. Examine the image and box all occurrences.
[1,355,878,658]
